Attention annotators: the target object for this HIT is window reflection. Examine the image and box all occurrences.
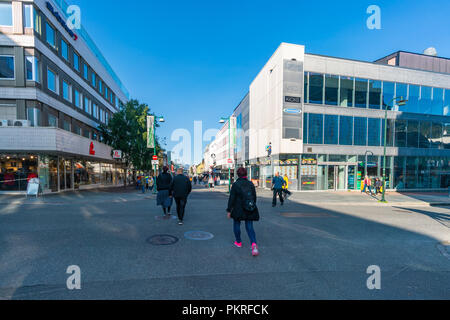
[354,78,368,108]
[368,80,382,109]
[339,76,353,107]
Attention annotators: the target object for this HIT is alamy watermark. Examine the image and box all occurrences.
[366,265,381,290]
[66,265,81,290]
[366,5,381,30]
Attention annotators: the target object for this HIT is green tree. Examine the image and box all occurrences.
[99,99,163,180]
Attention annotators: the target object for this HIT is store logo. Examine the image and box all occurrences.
[283,108,302,114]
[89,142,96,155]
[285,96,302,104]
[46,2,79,40]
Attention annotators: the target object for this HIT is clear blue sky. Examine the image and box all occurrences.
[69,0,450,164]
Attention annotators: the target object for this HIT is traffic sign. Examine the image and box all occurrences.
[152,155,158,161]
[152,160,159,165]
[228,159,233,164]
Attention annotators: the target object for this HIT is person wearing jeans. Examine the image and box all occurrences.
[272,172,286,207]
[170,168,192,225]
[227,167,260,256]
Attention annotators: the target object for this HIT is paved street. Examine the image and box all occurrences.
[0,186,449,300]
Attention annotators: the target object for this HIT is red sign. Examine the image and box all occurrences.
[152,155,158,161]
[228,159,233,164]
[89,142,96,155]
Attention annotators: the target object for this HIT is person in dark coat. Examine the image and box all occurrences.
[226,167,260,256]
[156,166,173,215]
[170,168,192,225]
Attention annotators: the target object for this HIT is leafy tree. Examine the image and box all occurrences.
[99,99,163,179]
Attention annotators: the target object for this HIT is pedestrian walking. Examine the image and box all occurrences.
[362,175,373,195]
[282,174,292,199]
[226,167,260,257]
[208,175,214,189]
[149,175,155,192]
[156,166,173,215]
[170,168,192,225]
[272,172,286,207]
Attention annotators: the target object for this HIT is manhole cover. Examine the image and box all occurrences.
[155,215,178,221]
[281,212,335,218]
[184,231,214,241]
[146,235,179,245]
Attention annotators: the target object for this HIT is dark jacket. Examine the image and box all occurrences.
[227,178,260,222]
[156,172,172,191]
[170,174,192,198]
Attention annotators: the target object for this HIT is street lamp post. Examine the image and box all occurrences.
[220,117,232,193]
[381,97,407,203]
[151,115,165,194]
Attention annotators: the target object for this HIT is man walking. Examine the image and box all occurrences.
[272,172,286,207]
[170,168,192,225]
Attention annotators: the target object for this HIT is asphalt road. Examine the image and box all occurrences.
[0,186,449,300]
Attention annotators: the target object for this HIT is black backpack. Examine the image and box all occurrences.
[240,181,256,212]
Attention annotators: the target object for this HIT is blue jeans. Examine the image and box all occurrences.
[233,220,257,244]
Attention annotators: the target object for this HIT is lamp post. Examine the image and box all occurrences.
[381,97,407,203]
[220,117,232,193]
[151,115,165,194]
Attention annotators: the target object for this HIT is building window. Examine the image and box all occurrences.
[368,80,382,109]
[368,118,381,146]
[444,89,450,116]
[73,53,80,71]
[0,55,15,80]
[354,78,368,108]
[73,125,81,135]
[24,4,33,28]
[25,56,40,82]
[431,88,444,116]
[62,120,71,132]
[33,7,41,35]
[92,103,98,119]
[339,116,353,145]
[62,80,72,102]
[27,107,41,127]
[92,73,96,87]
[353,117,367,146]
[84,97,91,114]
[48,114,58,127]
[324,114,338,144]
[83,64,88,80]
[83,129,90,139]
[381,81,395,110]
[407,85,420,114]
[61,39,69,61]
[382,119,395,147]
[308,73,324,105]
[339,76,353,107]
[99,80,102,93]
[394,83,407,110]
[324,75,338,106]
[395,120,407,147]
[104,86,108,99]
[74,90,81,108]
[419,86,432,115]
[407,120,419,148]
[308,113,323,144]
[46,22,56,48]
[419,121,431,149]
[0,2,13,26]
[47,68,58,93]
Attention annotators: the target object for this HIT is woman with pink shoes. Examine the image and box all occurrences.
[226,167,260,257]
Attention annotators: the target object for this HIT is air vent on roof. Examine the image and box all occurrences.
[423,47,438,56]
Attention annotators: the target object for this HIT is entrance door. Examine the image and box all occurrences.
[328,165,347,191]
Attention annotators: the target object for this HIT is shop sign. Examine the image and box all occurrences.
[301,158,317,165]
[285,96,301,104]
[89,142,96,155]
[113,150,122,159]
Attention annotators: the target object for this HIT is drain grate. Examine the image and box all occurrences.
[280,212,336,218]
[184,231,214,241]
[146,235,179,246]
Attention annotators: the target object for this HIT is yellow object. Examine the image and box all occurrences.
[283,176,289,190]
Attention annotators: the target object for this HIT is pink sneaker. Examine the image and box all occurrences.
[252,243,259,256]
[234,241,242,248]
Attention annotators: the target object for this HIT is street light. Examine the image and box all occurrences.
[381,97,408,203]
[151,115,165,194]
[219,117,232,193]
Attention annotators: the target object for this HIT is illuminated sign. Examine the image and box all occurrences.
[89,142,96,155]
[46,2,78,41]
[283,108,302,114]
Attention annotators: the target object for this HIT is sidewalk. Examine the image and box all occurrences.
[212,185,450,207]
[0,186,156,205]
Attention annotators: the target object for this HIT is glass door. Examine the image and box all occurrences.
[337,166,346,190]
[327,166,335,190]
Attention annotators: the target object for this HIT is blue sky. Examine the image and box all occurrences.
[68,0,450,164]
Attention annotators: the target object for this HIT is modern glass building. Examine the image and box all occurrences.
[0,0,129,193]
[212,43,450,191]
